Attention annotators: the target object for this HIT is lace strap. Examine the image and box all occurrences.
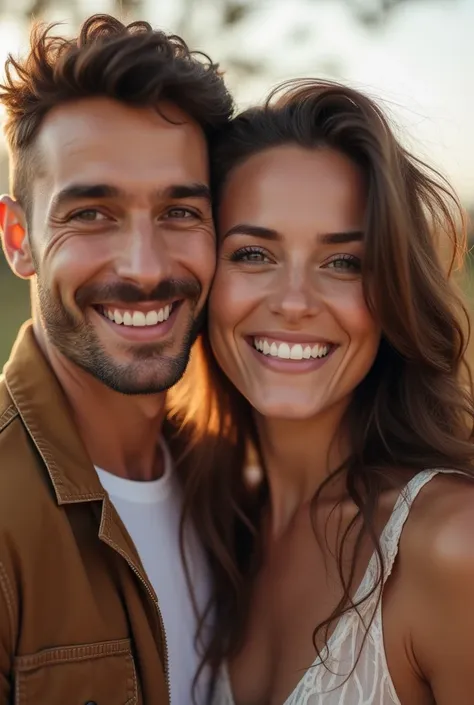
[354,469,447,603]
[378,469,442,582]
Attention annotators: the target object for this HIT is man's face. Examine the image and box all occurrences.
[21,97,215,394]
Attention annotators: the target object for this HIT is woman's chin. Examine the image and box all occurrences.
[248,395,326,421]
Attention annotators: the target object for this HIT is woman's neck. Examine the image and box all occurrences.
[256,400,350,538]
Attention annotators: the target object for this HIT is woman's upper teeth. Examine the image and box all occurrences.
[253,338,330,360]
[102,305,171,327]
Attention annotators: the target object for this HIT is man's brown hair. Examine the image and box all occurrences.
[0,13,234,216]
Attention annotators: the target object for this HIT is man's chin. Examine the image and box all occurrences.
[40,302,196,394]
[78,354,191,396]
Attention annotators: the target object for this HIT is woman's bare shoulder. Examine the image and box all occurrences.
[397,471,474,603]
[394,472,474,697]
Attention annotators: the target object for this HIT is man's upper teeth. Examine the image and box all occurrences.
[103,305,171,326]
[253,338,330,359]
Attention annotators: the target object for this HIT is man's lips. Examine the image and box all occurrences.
[90,300,183,341]
[94,301,179,327]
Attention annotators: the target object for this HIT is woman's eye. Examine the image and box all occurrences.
[230,247,272,264]
[71,209,108,222]
[325,255,361,271]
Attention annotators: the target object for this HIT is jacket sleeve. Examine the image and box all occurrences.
[0,561,15,702]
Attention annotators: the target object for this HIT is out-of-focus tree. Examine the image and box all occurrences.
[159,0,460,79]
[343,0,458,26]
[0,0,144,21]
[0,0,463,178]
[0,0,461,81]
[0,0,459,24]
[171,0,460,34]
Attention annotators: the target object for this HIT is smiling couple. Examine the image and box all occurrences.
[0,13,473,705]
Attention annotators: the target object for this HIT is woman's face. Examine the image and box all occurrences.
[209,144,381,419]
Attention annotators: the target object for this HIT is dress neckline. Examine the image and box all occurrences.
[221,469,443,705]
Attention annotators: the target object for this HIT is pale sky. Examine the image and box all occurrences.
[0,0,472,203]
[204,0,474,205]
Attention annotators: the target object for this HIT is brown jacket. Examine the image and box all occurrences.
[0,322,169,704]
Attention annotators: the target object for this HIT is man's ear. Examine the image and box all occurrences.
[0,195,35,279]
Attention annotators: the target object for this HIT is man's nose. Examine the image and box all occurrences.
[115,219,173,292]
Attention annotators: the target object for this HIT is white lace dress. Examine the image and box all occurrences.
[212,470,445,705]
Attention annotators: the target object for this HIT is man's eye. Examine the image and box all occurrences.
[165,208,197,219]
[70,209,108,222]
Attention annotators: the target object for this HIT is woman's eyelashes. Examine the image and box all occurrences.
[226,246,361,272]
[323,253,362,272]
[228,246,273,264]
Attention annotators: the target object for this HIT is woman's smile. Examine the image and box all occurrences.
[245,333,337,374]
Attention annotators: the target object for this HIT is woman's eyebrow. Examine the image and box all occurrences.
[222,224,279,241]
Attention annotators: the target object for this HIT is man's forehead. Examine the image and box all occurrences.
[39,95,202,138]
[35,96,209,184]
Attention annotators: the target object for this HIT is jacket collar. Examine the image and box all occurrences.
[4,321,105,505]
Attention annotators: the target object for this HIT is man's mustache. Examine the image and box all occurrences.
[75,278,202,307]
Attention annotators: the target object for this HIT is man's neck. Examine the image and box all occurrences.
[34,325,167,481]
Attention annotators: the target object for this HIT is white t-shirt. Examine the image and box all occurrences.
[95,440,211,705]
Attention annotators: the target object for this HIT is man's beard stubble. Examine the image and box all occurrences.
[35,276,204,395]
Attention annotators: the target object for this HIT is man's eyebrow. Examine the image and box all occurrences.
[222,224,279,241]
[319,230,364,244]
[50,184,122,211]
[165,183,211,202]
[49,182,212,212]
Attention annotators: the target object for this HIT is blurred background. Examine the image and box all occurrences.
[0,0,472,364]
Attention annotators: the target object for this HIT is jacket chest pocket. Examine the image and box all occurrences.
[14,638,138,705]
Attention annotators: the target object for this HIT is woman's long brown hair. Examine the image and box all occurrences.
[169,79,474,686]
